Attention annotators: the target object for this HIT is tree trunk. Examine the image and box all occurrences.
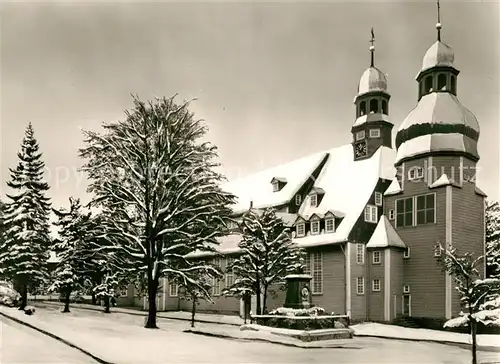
[255,283,262,316]
[191,296,196,328]
[91,292,96,305]
[262,285,268,314]
[103,296,110,313]
[18,283,28,311]
[62,289,71,313]
[471,318,478,364]
[144,277,159,329]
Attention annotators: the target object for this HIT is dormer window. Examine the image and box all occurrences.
[355,130,365,141]
[310,194,317,207]
[296,223,305,237]
[271,177,287,192]
[310,219,320,235]
[325,218,335,233]
[295,194,302,206]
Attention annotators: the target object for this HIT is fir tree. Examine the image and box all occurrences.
[222,208,305,315]
[49,197,91,313]
[0,123,51,310]
[435,242,500,364]
[486,200,500,278]
[79,95,235,328]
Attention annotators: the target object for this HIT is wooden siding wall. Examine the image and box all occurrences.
[390,248,404,318]
[366,249,385,321]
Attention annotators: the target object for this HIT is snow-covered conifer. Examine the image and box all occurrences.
[79,95,235,328]
[222,208,305,315]
[486,200,500,278]
[436,242,500,364]
[93,272,119,313]
[0,123,51,310]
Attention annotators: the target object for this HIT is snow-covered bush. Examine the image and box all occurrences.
[0,284,21,307]
[268,306,326,317]
[24,306,36,315]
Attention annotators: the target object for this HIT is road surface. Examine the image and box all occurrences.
[0,315,98,364]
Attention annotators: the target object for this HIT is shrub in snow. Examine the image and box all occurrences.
[24,306,36,315]
[268,306,326,317]
[0,285,21,307]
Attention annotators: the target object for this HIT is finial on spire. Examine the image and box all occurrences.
[436,0,442,41]
[370,27,375,67]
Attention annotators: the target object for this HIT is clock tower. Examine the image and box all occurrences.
[352,28,393,161]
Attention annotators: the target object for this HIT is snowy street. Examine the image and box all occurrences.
[0,315,98,363]
[1,305,499,364]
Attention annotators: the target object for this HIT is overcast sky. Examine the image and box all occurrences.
[1,0,499,210]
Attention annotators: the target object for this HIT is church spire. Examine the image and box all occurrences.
[436,0,442,41]
[370,27,375,67]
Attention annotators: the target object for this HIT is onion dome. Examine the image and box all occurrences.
[357,67,388,97]
[421,40,455,73]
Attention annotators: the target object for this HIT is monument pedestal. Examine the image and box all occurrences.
[284,274,313,309]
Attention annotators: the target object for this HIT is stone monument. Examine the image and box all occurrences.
[284,274,313,309]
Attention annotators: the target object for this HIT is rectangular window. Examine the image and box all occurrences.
[403,285,410,293]
[311,220,320,235]
[212,257,222,296]
[355,130,366,141]
[225,257,234,288]
[416,194,435,225]
[356,243,365,264]
[357,277,365,295]
[374,192,383,206]
[364,205,378,223]
[325,218,335,233]
[369,129,380,138]
[295,194,302,205]
[372,279,381,292]
[388,209,395,220]
[404,247,411,259]
[408,166,424,180]
[372,251,381,264]
[272,181,279,192]
[310,194,317,207]
[304,252,323,294]
[169,281,178,297]
[396,194,435,228]
[296,223,305,237]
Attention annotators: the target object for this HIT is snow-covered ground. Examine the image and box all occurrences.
[352,322,500,349]
[1,305,499,364]
[0,315,98,363]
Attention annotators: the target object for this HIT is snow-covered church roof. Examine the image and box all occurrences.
[366,216,406,249]
[191,144,396,257]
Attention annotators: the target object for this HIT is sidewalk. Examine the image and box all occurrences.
[35,300,244,326]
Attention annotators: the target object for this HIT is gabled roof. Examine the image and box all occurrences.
[384,178,402,196]
[475,185,487,197]
[298,145,396,245]
[366,216,406,249]
[270,177,287,184]
[222,151,328,214]
[308,187,326,195]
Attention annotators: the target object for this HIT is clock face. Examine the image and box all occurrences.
[355,142,367,157]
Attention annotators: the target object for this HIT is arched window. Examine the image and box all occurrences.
[451,76,457,95]
[369,99,379,114]
[381,100,388,115]
[437,74,447,90]
[359,101,366,116]
[424,76,433,94]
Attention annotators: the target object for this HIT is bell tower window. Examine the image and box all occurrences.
[451,75,456,95]
[437,74,447,90]
[359,101,366,116]
[369,99,379,114]
[381,100,388,115]
[424,75,433,94]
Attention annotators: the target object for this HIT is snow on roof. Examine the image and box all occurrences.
[366,216,406,249]
[275,212,298,227]
[475,185,488,197]
[299,145,396,244]
[430,174,454,188]
[222,151,329,214]
[384,178,402,196]
[353,113,391,127]
[395,133,479,165]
